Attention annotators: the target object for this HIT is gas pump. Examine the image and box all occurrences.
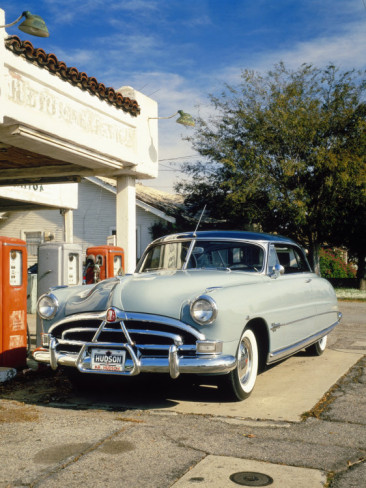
[0,237,28,368]
[84,246,124,284]
[36,242,82,345]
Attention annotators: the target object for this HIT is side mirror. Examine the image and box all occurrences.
[270,263,285,279]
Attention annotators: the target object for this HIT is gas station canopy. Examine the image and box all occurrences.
[0,25,158,189]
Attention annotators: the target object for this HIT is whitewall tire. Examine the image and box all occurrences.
[220,328,259,401]
[307,335,327,356]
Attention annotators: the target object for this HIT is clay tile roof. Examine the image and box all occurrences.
[5,36,140,117]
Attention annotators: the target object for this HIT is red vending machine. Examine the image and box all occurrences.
[0,237,28,368]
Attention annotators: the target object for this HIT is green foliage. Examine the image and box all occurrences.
[177,62,366,273]
[149,221,178,241]
[149,219,193,241]
[319,248,356,278]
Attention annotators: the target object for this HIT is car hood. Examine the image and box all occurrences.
[65,269,264,320]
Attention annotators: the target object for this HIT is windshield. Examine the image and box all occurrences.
[137,240,264,273]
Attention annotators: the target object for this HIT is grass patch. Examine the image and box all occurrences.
[335,288,366,301]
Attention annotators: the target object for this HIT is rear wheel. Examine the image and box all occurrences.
[220,328,258,401]
[306,335,327,356]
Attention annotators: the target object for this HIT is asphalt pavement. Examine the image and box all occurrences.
[0,301,364,488]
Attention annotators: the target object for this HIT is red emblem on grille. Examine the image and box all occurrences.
[106,308,116,322]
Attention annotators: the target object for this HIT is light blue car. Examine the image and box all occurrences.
[34,231,341,401]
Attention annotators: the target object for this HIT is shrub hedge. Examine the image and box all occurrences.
[319,248,356,278]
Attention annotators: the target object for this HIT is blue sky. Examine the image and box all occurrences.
[2,0,365,191]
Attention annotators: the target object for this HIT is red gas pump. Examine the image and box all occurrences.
[84,246,124,284]
[0,237,28,368]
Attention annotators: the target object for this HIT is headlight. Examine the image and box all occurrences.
[190,295,217,325]
[37,294,58,319]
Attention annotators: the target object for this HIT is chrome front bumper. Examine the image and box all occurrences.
[33,338,236,379]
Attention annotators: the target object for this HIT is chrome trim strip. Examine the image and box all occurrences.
[182,238,196,271]
[127,329,183,345]
[124,311,205,340]
[58,338,86,346]
[61,327,184,346]
[62,327,97,339]
[120,320,134,346]
[92,320,108,343]
[269,309,340,331]
[51,341,196,352]
[49,311,107,333]
[268,320,339,364]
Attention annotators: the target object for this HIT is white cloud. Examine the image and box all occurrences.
[48,47,96,67]
[102,32,161,56]
[203,17,366,96]
[109,0,159,12]
[255,20,366,71]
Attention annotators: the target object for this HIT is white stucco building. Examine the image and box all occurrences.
[0,178,181,266]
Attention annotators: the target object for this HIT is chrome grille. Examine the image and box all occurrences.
[48,313,202,357]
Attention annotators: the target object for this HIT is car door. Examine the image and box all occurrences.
[264,243,319,357]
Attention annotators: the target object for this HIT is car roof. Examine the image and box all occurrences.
[153,230,296,244]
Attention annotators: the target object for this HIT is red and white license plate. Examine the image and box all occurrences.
[91,348,126,372]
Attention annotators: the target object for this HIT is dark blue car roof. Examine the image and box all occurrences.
[154,230,296,244]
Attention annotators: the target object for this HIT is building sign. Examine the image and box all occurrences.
[7,75,136,150]
[0,183,78,209]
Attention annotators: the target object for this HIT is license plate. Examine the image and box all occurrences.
[91,348,126,372]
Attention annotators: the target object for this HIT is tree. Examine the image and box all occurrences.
[177,63,366,275]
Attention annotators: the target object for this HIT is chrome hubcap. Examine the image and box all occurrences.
[238,337,252,385]
[319,335,327,350]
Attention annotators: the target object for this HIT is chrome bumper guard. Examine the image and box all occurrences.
[33,337,236,379]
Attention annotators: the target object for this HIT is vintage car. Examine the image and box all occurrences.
[34,231,341,401]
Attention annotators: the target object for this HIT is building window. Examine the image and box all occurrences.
[23,231,43,260]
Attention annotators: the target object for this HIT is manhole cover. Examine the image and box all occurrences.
[230,471,274,486]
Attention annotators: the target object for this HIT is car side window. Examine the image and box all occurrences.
[275,245,310,274]
[139,241,191,271]
[267,244,279,273]
[192,242,264,271]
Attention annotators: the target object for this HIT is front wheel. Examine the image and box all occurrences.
[220,328,259,401]
[306,335,327,356]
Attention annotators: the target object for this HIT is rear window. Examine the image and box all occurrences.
[275,245,310,273]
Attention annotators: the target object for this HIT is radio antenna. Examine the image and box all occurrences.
[193,205,206,236]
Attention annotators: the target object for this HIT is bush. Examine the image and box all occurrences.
[319,248,356,278]
[149,221,178,241]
